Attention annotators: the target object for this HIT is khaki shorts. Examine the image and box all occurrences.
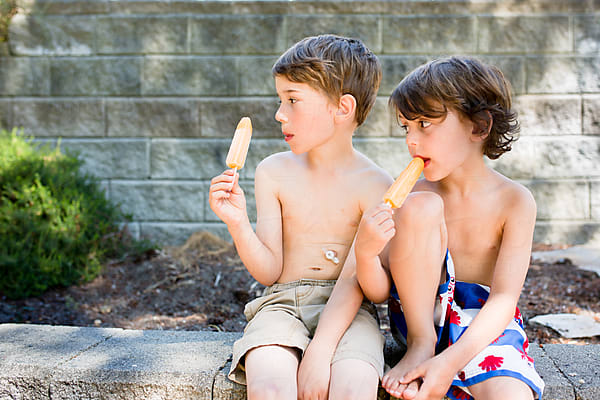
[228,279,385,385]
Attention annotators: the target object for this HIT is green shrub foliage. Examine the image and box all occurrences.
[0,129,131,299]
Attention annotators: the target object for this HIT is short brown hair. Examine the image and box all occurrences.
[389,56,519,159]
[272,34,382,127]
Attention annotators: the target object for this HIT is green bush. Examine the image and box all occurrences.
[0,129,140,299]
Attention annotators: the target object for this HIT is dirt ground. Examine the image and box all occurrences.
[1,232,599,345]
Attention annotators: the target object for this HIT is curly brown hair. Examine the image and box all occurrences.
[272,34,382,127]
[389,56,519,159]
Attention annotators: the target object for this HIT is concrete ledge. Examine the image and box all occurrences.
[0,323,598,400]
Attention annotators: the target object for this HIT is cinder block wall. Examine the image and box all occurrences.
[1,0,599,245]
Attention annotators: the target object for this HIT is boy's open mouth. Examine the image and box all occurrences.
[283,133,294,142]
[416,156,431,167]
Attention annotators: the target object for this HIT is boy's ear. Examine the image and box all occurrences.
[335,94,357,123]
[471,110,493,141]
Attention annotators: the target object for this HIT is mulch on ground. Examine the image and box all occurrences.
[1,232,599,345]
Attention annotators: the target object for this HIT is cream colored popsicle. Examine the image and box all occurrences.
[383,157,424,208]
[226,117,252,170]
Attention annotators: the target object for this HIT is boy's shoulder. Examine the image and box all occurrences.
[493,170,536,213]
[255,151,297,174]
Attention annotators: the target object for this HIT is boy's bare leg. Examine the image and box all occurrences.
[245,345,300,400]
[329,359,379,400]
[383,192,447,399]
[469,376,534,400]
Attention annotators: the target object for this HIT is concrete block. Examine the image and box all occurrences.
[151,139,223,180]
[479,56,526,95]
[575,15,600,54]
[8,14,95,56]
[527,56,600,94]
[0,57,50,95]
[478,16,570,53]
[355,97,392,137]
[592,181,600,220]
[111,180,205,222]
[97,16,188,54]
[140,222,231,245]
[198,98,281,138]
[489,137,600,179]
[527,345,574,400]
[237,56,278,96]
[51,57,142,96]
[213,362,246,400]
[382,16,475,54]
[515,95,582,136]
[151,138,287,180]
[379,55,431,95]
[12,99,105,137]
[0,323,116,367]
[525,180,590,220]
[0,324,119,400]
[142,56,237,96]
[190,15,286,55]
[107,99,200,138]
[534,221,600,246]
[285,15,382,53]
[583,96,600,134]
[60,139,149,179]
[50,329,240,400]
[353,137,409,178]
[542,344,600,400]
[0,99,12,130]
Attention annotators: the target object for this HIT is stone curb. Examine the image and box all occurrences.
[0,323,598,399]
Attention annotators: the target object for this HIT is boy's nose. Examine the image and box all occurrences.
[275,106,287,123]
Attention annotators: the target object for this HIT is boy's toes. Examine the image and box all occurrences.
[401,380,420,399]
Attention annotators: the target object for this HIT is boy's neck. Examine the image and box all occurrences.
[438,156,494,196]
[305,128,356,170]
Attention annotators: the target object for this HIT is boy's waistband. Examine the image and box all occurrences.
[264,279,337,295]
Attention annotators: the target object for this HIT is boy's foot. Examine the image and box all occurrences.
[382,342,434,399]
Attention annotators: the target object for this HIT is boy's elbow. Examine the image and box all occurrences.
[360,283,389,304]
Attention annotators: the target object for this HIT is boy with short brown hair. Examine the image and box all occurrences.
[209,34,391,399]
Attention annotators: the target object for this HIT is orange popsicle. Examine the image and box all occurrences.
[383,157,424,208]
[226,117,252,170]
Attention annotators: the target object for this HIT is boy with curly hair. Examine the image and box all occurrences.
[355,56,545,400]
[209,35,391,399]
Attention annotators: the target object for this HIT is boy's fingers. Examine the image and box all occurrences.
[400,367,423,384]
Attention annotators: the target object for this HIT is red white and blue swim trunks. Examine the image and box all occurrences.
[388,251,545,400]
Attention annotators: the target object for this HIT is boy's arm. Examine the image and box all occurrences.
[209,160,283,286]
[297,242,365,399]
[402,187,537,399]
[355,203,395,303]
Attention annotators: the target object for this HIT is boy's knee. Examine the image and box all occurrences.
[247,381,295,400]
[395,192,444,226]
[329,380,378,400]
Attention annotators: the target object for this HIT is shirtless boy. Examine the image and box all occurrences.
[209,34,392,400]
[355,56,545,400]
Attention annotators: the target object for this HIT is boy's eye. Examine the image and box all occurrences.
[289,98,297,104]
[419,120,431,128]
[399,124,408,133]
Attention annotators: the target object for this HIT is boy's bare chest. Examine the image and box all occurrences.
[279,179,362,241]
[444,200,504,283]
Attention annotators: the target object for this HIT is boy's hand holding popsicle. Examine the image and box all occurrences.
[208,117,253,227]
[356,157,424,259]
